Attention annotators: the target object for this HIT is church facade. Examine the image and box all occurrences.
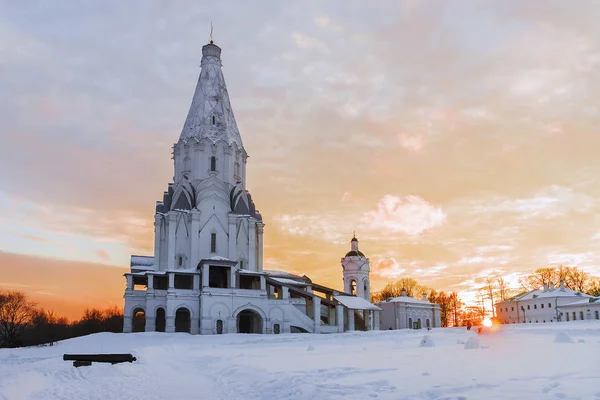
[122,41,381,335]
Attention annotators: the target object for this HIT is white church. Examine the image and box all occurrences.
[122,40,383,335]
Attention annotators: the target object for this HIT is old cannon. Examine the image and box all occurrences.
[63,354,137,367]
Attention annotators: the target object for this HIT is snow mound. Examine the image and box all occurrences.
[456,340,465,344]
[577,338,585,343]
[464,337,480,350]
[554,332,574,343]
[419,335,435,347]
[306,345,315,351]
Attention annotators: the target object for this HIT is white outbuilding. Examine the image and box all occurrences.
[377,291,442,330]
[495,281,600,324]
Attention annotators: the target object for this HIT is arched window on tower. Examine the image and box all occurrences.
[350,279,356,296]
[212,115,216,125]
[210,232,217,253]
[210,156,216,172]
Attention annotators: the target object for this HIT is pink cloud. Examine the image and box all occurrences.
[363,195,447,236]
[96,249,110,261]
[371,256,406,279]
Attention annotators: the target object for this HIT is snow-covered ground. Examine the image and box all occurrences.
[2,321,600,400]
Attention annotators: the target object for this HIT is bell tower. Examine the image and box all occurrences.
[341,233,371,300]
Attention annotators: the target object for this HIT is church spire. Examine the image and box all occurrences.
[179,41,244,148]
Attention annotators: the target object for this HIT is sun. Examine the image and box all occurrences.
[482,316,493,327]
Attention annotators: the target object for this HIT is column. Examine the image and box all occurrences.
[147,275,154,294]
[202,265,210,288]
[347,309,355,331]
[193,274,200,291]
[374,310,380,330]
[228,214,237,260]
[230,268,236,289]
[328,307,336,326]
[366,310,372,331]
[281,286,289,299]
[126,275,133,290]
[145,315,155,332]
[168,273,175,292]
[248,218,257,271]
[167,213,177,270]
[191,210,201,267]
[336,305,344,332]
[260,275,266,291]
[123,315,132,333]
[154,214,162,266]
[166,315,175,333]
[223,146,232,183]
[190,314,199,335]
[256,222,264,271]
[313,296,321,334]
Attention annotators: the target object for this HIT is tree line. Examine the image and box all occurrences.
[373,265,600,326]
[0,290,123,348]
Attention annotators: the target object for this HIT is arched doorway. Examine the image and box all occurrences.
[132,308,146,332]
[237,309,263,334]
[155,308,166,332]
[216,319,224,334]
[175,308,191,333]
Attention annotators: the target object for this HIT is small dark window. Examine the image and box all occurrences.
[216,319,223,334]
[534,304,537,309]
[274,323,280,334]
[210,156,216,171]
[527,305,530,310]
[595,311,599,320]
[178,256,183,266]
[239,260,244,269]
[548,303,552,308]
[580,311,584,320]
[511,307,514,312]
[573,312,577,320]
[210,233,216,253]
[541,304,544,308]
[212,115,216,125]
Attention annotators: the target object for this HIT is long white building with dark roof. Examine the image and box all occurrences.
[122,40,381,335]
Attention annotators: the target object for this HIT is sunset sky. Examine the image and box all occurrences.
[2,1,600,319]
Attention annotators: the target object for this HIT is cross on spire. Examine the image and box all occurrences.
[209,22,214,44]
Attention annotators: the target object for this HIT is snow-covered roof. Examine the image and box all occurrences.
[206,256,232,261]
[131,255,154,266]
[499,287,592,303]
[334,295,381,311]
[383,296,435,305]
[237,270,265,275]
[130,255,155,270]
[179,43,244,149]
[271,278,310,286]
[264,270,301,278]
[559,297,600,307]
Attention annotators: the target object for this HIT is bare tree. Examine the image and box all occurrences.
[496,276,510,302]
[563,266,589,293]
[483,277,496,317]
[0,291,37,347]
[520,266,590,292]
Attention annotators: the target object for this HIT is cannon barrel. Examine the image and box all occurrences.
[63,354,137,363]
